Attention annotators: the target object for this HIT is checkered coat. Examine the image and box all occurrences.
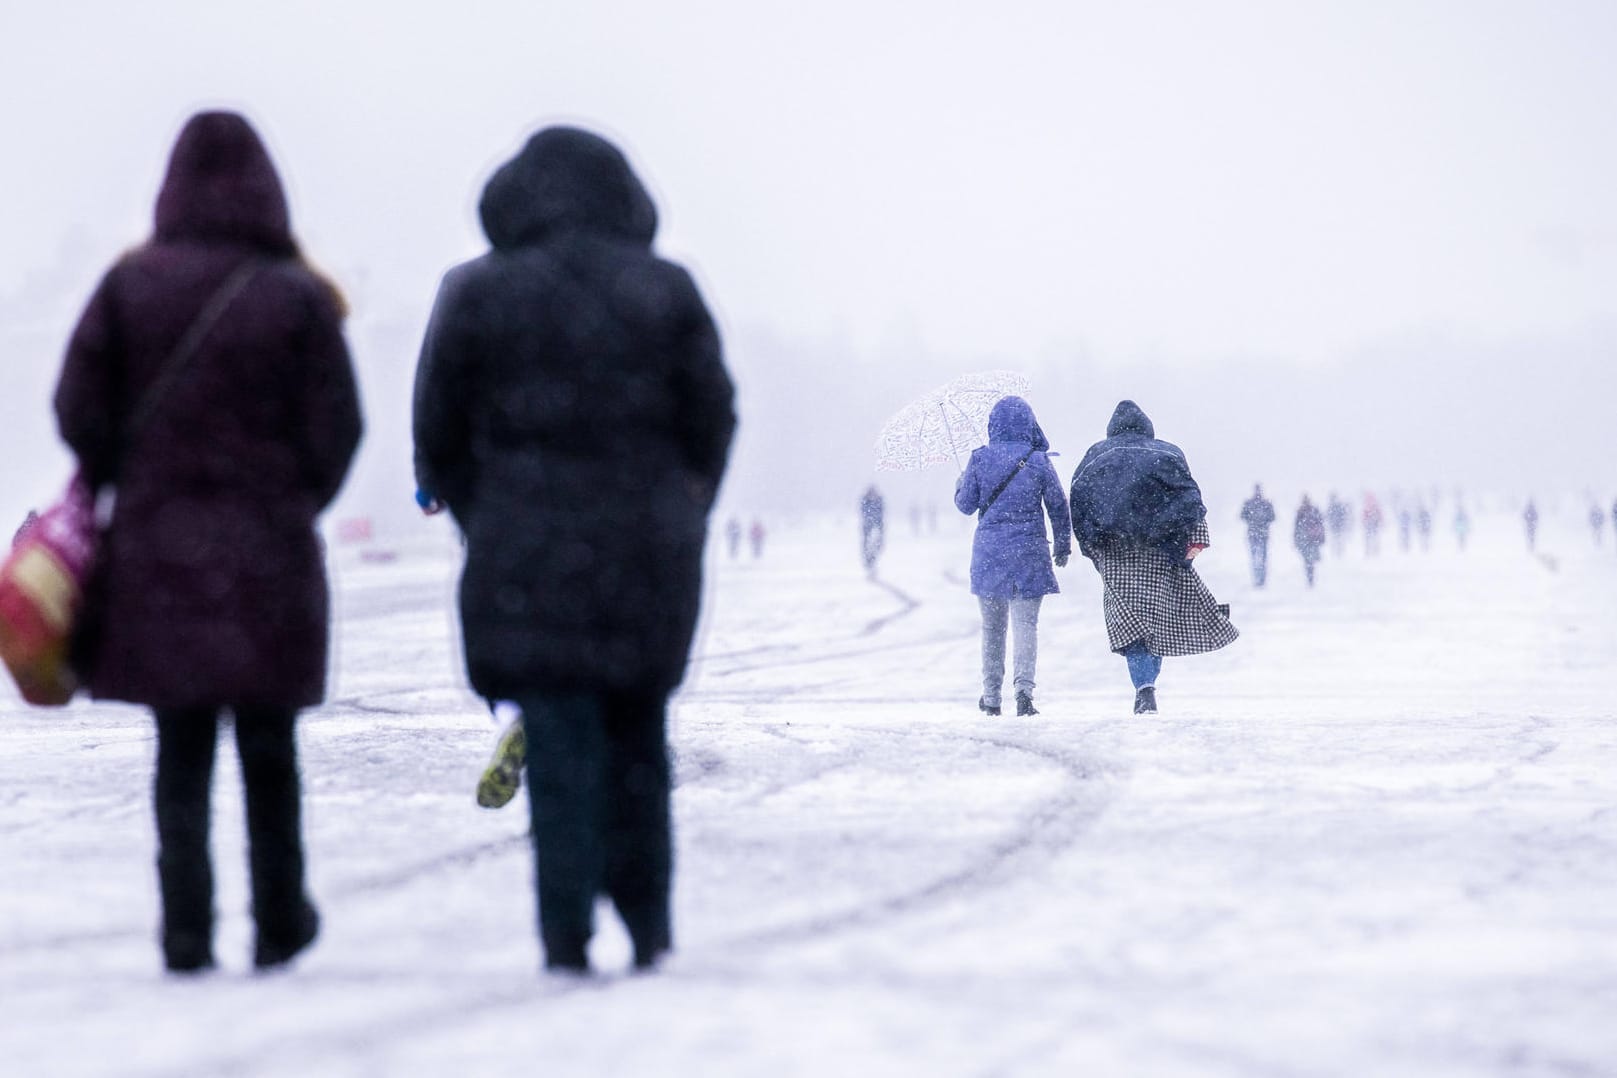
[1089,519,1239,655]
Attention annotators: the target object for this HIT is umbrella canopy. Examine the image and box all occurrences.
[873,370,1031,471]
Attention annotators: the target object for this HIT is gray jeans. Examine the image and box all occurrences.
[979,596,1042,705]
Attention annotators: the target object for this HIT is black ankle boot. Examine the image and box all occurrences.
[978,696,1001,716]
[1015,692,1038,716]
[1133,687,1157,714]
[254,902,320,970]
[163,931,216,974]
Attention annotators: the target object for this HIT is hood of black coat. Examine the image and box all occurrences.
[987,396,1049,451]
[479,126,658,250]
[1106,400,1155,439]
[154,111,296,255]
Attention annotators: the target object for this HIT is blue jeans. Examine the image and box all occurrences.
[1121,641,1161,690]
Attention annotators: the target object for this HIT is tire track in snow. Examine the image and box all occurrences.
[715,727,1118,955]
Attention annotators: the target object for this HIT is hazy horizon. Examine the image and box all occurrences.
[2,1,1613,530]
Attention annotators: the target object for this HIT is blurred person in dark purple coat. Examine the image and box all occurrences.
[53,111,362,973]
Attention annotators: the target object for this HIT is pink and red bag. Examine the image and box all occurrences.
[0,473,97,705]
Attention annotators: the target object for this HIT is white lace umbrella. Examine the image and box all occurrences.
[873,370,1031,472]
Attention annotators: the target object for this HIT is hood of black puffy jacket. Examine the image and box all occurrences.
[479,126,658,250]
[1105,400,1155,438]
[986,396,1049,451]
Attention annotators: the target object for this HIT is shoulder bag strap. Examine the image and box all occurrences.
[122,259,265,444]
[978,447,1036,519]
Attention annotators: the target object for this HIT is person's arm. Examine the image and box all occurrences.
[53,267,124,489]
[1187,517,1212,561]
[412,269,476,515]
[294,279,363,510]
[1041,457,1072,565]
[669,270,736,511]
[954,458,980,514]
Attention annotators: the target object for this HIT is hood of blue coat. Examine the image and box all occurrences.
[986,396,1049,450]
[1106,400,1155,438]
[479,126,659,250]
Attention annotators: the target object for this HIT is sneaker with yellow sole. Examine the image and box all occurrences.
[476,717,526,808]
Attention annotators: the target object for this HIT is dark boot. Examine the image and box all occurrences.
[254,901,320,970]
[978,696,1001,716]
[163,931,216,974]
[154,709,219,973]
[1133,687,1158,714]
[522,693,609,976]
[603,693,674,974]
[236,708,318,970]
[1015,692,1038,716]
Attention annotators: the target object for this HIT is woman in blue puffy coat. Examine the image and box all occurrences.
[954,396,1071,716]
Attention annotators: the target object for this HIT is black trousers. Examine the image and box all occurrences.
[517,690,672,970]
[153,706,311,962]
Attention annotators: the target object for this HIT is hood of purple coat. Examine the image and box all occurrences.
[154,112,296,255]
[479,126,658,251]
[986,395,1049,451]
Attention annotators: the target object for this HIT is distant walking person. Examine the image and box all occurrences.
[1454,504,1472,550]
[725,517,742,559]
[859,485,886,575]
[413,126,735,974]
[749,518,766,558]
[1326,493,1351,557]
[1362,493,1384,556]
[1239,484,1275,586]
[1069,401,1238,715]
[1523,500,1539,551]
[1590,504,1605,547]
[954,396,1071,717]
[53,112,363,973]
[1294,496,1326,587]
[1416,503,1433,551]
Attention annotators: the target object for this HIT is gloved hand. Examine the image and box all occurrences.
[1054,552,1069,568]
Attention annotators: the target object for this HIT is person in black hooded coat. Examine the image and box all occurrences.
[1068,401,1237,714]
[413,126,735,973]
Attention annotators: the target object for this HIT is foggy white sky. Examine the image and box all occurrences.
[2,1,1614,521]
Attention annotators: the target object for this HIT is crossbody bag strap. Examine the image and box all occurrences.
[123,259,265,444]
[978,447,1036,518]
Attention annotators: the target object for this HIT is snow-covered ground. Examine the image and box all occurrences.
[2,507,1614,1077]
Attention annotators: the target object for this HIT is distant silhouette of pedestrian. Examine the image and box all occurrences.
[1362,493,1384,557]
[1454,504,1472,550]
[1523,500,1539,551]
[859,485,885,575]
[725,517,742,559]
[1239,484,1275,587]
[1416,503,1432,551]
[749,518,766,558]
[1397,505,1413,552]
[1294,496,1326,587]
[1590,504,1606,547]
[1325,493,1351,558]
